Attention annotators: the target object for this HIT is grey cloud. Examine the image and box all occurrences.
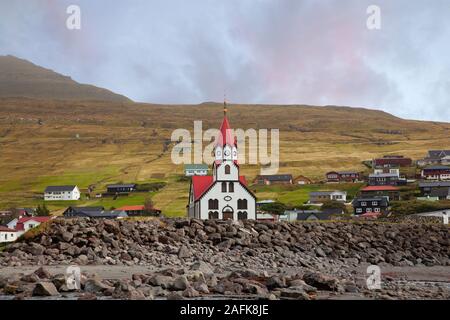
[0,0,449,121]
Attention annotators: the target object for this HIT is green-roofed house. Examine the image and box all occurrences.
[184,164,209,176]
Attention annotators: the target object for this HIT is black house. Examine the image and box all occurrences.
[63,207,127,219]
[368,173,399,186]
[106,184,136,194]
[419,181,450,199]
[352,197,389,215]
[63,206,105,216]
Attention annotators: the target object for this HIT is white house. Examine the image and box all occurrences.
[44,185,80,201]
[309,191,347,204]
[0,226,18,243]
[373,167,400,178]
[187,105,256,221]
[6,216,53,238]
[184,164,209,176]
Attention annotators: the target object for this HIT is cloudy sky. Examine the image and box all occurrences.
[0,0,449,121]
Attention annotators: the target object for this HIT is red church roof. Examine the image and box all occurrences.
[216,114,236,148]
[191,176,214,200]
[191,175,250,201]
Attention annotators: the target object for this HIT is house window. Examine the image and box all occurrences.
[221,182,227,192]
[367,208,373,213]
[229,182,234,192]
[356,208,362,213]
[225,165,230,174]
[374,208,381,213]
[238,199,248,209]
[372,201,378,206]
[361,202,367,206]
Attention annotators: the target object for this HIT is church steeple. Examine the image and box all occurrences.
[214,99,238,166]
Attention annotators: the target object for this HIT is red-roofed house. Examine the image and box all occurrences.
[360,185,401,201]
[0,226,19,243]
[7,216,53,237]
[187,103,256,221]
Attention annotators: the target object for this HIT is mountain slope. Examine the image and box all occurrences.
[0,55,132,103]
[0,97,449,215]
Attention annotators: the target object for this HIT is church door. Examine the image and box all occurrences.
[222,205,234,220]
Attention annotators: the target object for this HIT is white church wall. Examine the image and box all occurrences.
[199,182,255,220]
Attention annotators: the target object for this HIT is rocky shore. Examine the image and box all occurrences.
[0,218,448,300]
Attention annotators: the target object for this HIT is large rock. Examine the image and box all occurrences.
[303,272,343,292]
[32,282,59,296]
[173,275,190,291]
[178,245,190,259]
[84,279,113,293]
[33,267,51,279]
[190,261,214,275]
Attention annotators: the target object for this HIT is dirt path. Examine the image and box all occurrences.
[1,264,449,282]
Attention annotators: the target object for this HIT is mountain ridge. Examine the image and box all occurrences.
[0,55,132,103]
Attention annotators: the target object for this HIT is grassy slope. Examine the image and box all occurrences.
[0,98,449,216]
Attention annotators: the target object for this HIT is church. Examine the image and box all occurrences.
[187,104,256,220]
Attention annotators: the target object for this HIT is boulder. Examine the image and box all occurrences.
[33,267,51,279]
[32,282,59,296]
[173,275,190,291]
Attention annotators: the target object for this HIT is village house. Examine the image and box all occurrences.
[421,165,450,181]
[418,181,450,200]
[63,206,105,215]
[44,185,80,201]
[293,175,313,185]
[63,208,127,219]
[279,208,342,221]
[116,205,162,216]
[325,171,360,183]
[106,184,136,194]
[254,174,293,185]
[368,173,399,186]
[296,211,333,221]
[417,150,450,167]
[373,166,400,178]
[0,226,18,243]
[184,164,209,176]
[360,185,401,201]
[187,104,256,221]
[352,197,389,215]
[309,191,347,204]
[373,155,412,168]
[256,212,279,222]
[6,216,53,237]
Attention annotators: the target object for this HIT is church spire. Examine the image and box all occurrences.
[223,94,227,116]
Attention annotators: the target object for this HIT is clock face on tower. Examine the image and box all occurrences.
[224,150,230,157]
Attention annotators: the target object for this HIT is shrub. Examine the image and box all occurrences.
[135,182,167,192]
[390,200,450,215]
[259,202,287,215]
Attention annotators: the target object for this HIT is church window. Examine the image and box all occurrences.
[208,199,218,210]
[225,165,230,174]
[221,182,227,192]
[237,211,248,220]
[237,199,247,209]
[229,182,234,192]
[208,211,219,219]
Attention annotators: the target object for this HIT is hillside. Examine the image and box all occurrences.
[0,55,131,103]
[0,97,449,215]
